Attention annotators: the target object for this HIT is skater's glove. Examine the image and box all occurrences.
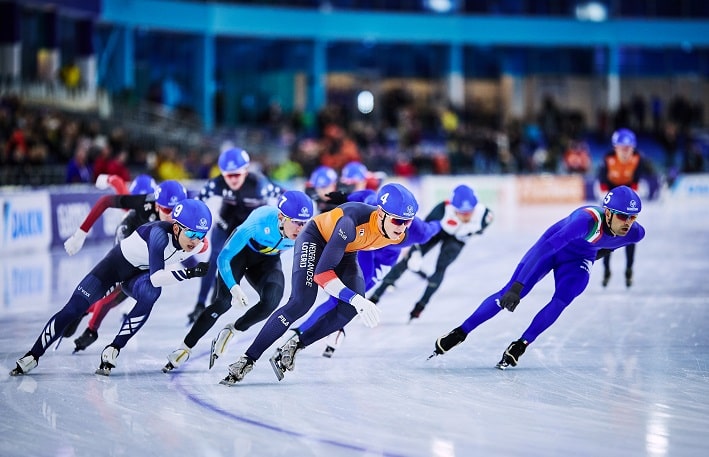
[324,190,349,205]
[351,295,381,328]
[440,215,460,235]
[595,248,612,260]
[64,229,88,256]
[185,262,209,279]
[95,173,110,190]
[406,246,423,272]
[498,281,524,312]
[230,284,249,308]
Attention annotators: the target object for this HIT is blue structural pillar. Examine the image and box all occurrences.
[607,45,620,113]
[119,26,134,91]
[447,42,464,109]
[195,33,215,131]
[0,0,21,86]
[311,39,326,114]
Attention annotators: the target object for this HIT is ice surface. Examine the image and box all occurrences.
[1,200,708,457]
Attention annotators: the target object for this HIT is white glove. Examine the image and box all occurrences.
[407,247,423,271]
[351,295,381,328]
[230,284,248,308]
[64,229,88,256]
[95,174,110,190]
[440,215,460,235]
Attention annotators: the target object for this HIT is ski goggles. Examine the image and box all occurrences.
[610,210,638,222]
[383,210,413,227]
[286,217,309,227]
[178,224,208,240]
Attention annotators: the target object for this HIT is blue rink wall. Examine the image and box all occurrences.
[0,174,702,309]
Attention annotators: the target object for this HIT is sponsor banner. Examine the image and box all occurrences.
[516,175,585,204]
[670,173,709,198]
[50,192,122,247]
[0,192,52,252]
[0,252,51,308]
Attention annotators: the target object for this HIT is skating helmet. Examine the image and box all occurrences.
[172,199,212,235]
[602,185,641,215]
[154,180,188,209]
[278,190,315,222]
[218,147,250,173]
[377,183,418,220]
[129,174,157,195]
[450,184,477,213]
[611,128,636,148]
[347,189,376,204]
[309,166,338,189]
[364,192,378,206]
[340,161,368,184]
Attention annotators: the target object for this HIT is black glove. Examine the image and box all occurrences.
[595,248,612,260]
[324,190,349,205]
[185,262,209,279]
[498,281,524,312]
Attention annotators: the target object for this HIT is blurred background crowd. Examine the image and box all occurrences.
[1,0,708,187]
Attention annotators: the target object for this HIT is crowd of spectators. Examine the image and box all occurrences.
[0,89,705,188]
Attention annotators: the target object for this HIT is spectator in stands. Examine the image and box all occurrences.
[155,145,191,181]
[319,123,361,172]
[563,140,591,174]
[60,60,81,98]
[92,137,131,183]
[65,142,92,183]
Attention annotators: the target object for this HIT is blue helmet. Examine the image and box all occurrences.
[278,190,314,221]
[451,184,477,212]
[341,161,368,183]
[155,180,188,209]
[377,183,418,219]
[603,185,641,215]
[611,128,636,147]
[309,166,338,189]
[218,147,250,173]
[129,174,157,195]
[172,199,212,233]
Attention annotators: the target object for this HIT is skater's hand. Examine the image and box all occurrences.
[95,174,110,190]
[324,190,349,205]
[497,281,524,312]
[351,295,381,328]
[230,284,249,308]
[406,246,423,272]
[595,248,612,260]
[64,229,88,256]
[185,262,209,279]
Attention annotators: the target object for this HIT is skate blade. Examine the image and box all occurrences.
[268,356,285,381]
[95,367,111,376]
[209,338,218,369]
[161,363,175,374]
[9,367,24,376]
[427,352,439,360]
[53,337,63,351]
[219,377,237,387]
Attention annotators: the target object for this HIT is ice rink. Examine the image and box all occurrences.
[1,199,708,457]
